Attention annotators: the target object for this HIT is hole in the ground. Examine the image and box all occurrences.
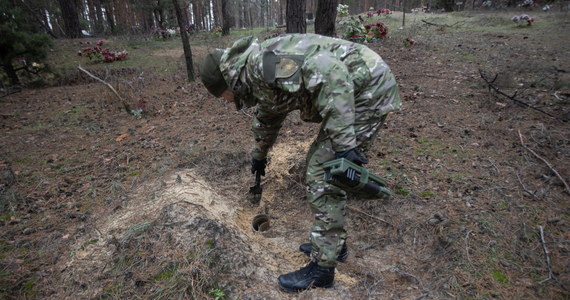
[251,214,270,232]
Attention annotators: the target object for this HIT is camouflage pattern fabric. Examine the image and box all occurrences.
[219,34,401,267]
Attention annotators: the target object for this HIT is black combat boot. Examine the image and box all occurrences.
[278,261,335,293]
[299,243,349,262]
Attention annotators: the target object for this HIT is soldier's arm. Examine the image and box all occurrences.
[303,52,357,152]
[251,107,287,160]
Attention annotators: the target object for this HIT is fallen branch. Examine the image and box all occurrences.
[518,130,570,195]
[421,20,463,27]
[347,205,391,226]
[422,20,451,27]
[464,229,473,263]
[0,87,22,98]
[78,65,131,113]
[479,69,562,121]
[538,226,554,284]
[394,268,422,286]
[516,173,539,200]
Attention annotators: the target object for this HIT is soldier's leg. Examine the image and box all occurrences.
[305,133,347,267]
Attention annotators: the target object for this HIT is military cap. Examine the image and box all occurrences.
[200,50,228,97]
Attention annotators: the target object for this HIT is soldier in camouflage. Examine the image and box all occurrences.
[200,33,401,293]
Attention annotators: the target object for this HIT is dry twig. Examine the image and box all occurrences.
[394,268,422,286]
[464,230,473,263]
[347,205,392,226]
[538,226,554,284]
[78,65,131,113]
[518,130,570,195]
[421,20,461,27]
[516,173,539,200]
[479,69,562,121]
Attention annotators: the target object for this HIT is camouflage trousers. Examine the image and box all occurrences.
[305,60,400,267]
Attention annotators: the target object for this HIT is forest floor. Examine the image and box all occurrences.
[1,10,569,300]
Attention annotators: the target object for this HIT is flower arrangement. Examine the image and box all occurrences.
[151,27,176,40]
[339,16,366,40]
[365,22,388,40]
[403,38,416,48]
[339,18,388,43]
[77,40,128,63]
[520,0,533,8]
[337,4,349,18]
[512,14,534,26]
[367,8,391,18]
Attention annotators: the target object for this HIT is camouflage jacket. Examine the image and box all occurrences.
[219,34,399,160]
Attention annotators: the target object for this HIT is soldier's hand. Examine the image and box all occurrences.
[335,148,368,166]
[251,158,267,176]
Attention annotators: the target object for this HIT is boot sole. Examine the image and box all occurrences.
[279,280,334,293]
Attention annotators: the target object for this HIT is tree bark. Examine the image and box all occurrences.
[172,0,195,82]
[314,0,337,36]
[58,0,82,38]
[286,0,306,33]
[278,0,286,25]
[86,0,97,34]
[221,0,231,35]
[2,62,20,86]
[192,0,202,29]
[92,0,104,34]
[104,1,116,33]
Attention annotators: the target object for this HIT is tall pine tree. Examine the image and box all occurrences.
[315,0,338,36]
[58,0,82,38]
[0,0,52,86]
[286,0,306,33]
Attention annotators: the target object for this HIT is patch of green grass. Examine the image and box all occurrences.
[417,137,433,145]
[59,106,86,121]
[460,53,480,62]
[420,190,436,198]
[491,269,508,283]
[101,282,123,298]
[22,280,38,296]
[80,239,98,250]
[127,170,141,177]
[395,186,411,196]
[22,124,51,131]
[205,239,216,250]
[447,173,468,184]
[0,240,14,260]
[152,266,176,282]
[209,288,226,300]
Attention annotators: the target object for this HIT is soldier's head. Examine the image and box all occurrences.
[200,50,232,100]
[200,43,257,110]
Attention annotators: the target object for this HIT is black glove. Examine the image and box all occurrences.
[335,148,368,166]
[251,158,267,176]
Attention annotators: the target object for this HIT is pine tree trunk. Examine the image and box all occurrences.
[221,0,231,35]
[142,0,155,32]
[104,1,116,33]
[172,0,194,82]
[286,0,306,33]
[86,0,98,34]
[93,0,104,34]
[192,0,200,29]
[58,0,82,38]
[314,0,337,36]
[2,62,20,86]
[278,0,284,25]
